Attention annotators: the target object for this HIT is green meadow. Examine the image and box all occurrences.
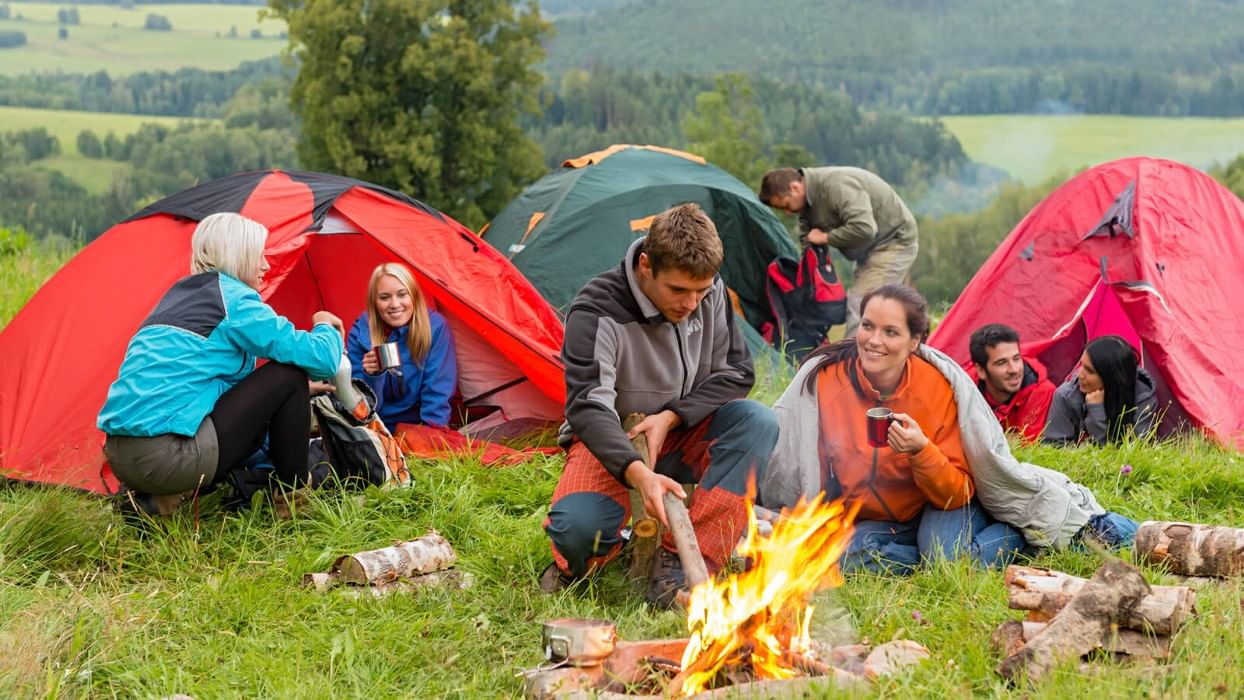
[939,114,1244,184]
[2,246,1243,698]
[0,105,203,193]
[0,2,285,75]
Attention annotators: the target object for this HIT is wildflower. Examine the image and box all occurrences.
[1120,463,1133,475]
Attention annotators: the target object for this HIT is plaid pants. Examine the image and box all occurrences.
[544,399,778,578]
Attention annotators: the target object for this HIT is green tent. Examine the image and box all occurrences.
[483,145,799,334]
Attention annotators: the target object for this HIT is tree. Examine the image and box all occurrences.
[267,0,551,229]
[77,129,103,158]
[57,26,68,40]
[144,14,172,31]
[683,74,773,187]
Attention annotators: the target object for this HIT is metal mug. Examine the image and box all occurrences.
[866,407,894,448]
[541,618,617,667]
[374,342,402,371]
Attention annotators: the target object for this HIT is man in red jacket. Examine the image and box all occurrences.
[967,324,1056,443]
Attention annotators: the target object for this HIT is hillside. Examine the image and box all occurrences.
[545,0,1244,116]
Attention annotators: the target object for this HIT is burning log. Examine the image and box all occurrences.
[1005,565,1196,635]
[997,558,1150,684]
[331,532,457,585]
[992,620,1172,660]
[1135,521,1244,578]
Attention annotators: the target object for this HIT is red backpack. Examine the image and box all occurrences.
[762,244,847,360]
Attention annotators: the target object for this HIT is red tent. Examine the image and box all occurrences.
[930,157,1244,449]
[0,170,566,494]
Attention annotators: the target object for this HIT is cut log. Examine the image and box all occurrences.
[1135,521,1244,578]
[1005,565,1195,635]
[623,413,664,580]
[992,620,1171,660]
[997,558,1150,684]
[862,640,930,679]
[331,531,457,585]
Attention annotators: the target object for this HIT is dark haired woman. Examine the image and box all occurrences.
[761,285,1137,572]
[1043,335,1159,445]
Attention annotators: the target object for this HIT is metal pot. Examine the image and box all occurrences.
[541,618,617,667]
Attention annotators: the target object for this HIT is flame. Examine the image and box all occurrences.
[675,494,859,696]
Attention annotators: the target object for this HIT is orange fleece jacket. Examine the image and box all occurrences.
[816,355,973,523]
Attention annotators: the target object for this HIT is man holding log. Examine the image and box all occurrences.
[539,203,779,609]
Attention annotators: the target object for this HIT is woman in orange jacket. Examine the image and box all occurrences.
[801,285,1026,574]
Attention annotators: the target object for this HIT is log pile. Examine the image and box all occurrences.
[1135,521,1244,578]
[301,531,471,596]
[994,562,1197,684]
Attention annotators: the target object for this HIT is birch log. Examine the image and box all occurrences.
[1004,565,1195,635]
[623,413,663,580]
[997,558,1150,684]
[332,531,457,585]
[992,620,1172,660]
[1135,521,1244,578]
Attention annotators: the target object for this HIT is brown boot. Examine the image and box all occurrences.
[272,487,312,520]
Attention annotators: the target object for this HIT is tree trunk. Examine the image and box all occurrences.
[1004,565,1196,635]
[332,532,457,585]
[997,558,1150,684]
[1135,520,1244,578]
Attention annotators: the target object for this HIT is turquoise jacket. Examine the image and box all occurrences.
[98,271,341,437]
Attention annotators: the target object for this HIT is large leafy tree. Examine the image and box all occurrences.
[267,0,550,228]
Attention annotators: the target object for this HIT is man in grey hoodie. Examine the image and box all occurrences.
[539,203,779,608]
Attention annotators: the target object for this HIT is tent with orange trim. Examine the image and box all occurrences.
[0,170,566,494]
[482,145,798,333]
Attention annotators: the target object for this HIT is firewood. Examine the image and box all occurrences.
[997,558,1150,684]
[991,619,1172,660]
[862,640,930,679]
[1005,565,1196,635]
[1135,521,1244,578]
[623,413,664,580]
[331,531,457,585]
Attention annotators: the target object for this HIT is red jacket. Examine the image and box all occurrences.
[964,355,1057,443]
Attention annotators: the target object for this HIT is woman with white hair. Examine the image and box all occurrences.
[97,212,344,516]
[346,262,457,433]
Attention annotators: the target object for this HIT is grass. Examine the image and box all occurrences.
[3,250,1244,697]
[0,3,285,76]
[0,105,204,194]
[938,114,1244,185]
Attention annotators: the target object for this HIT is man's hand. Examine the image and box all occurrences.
[624,460,687,528]
[626,410,682,463]
[805,228,830,246]
[888,412,929,455]
[1084,389,1105,405]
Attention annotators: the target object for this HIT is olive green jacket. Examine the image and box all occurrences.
[798,166,918,262]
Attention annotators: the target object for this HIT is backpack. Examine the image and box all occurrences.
[763,244,847,360]
[310,380,411,489]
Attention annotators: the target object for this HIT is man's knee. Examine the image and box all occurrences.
[710,399,779,446]
[545,492,626,575]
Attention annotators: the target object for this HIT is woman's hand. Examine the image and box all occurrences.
[361,349,381,375]
[888,412,929,454]
[311,310,344,338]
[308,380,335,396]
[1084,388,1105,405]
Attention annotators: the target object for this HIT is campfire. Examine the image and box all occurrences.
[672,493,860,695]
[525,494,930,699]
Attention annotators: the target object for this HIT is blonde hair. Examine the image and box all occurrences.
[190,212,268,282]
[367,262,432,364]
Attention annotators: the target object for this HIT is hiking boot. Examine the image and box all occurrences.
[272,486,312,520]
[646,548,688,610]
[538,562,580,593]
[112,486,187,521]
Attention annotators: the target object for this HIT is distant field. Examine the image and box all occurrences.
[0,2,284,75]
[0,105,207,193]
[939,114,1244,184]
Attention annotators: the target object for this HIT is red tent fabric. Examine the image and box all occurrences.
[930,157,1244,449]
[0,170,566,494]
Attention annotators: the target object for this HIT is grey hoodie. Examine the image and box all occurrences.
[1043,368,1158,445]
[558,238,754,484]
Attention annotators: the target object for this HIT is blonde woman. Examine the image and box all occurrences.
[98,212,344,517]
[346,262,457,432]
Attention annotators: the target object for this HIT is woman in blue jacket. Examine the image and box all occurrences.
[97,213,344,516]
[346,262,457,433]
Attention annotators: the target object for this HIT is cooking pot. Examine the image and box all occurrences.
[541,618,617,667]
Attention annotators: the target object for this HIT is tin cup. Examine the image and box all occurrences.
[374,342,402,371]
[866,407,894,448]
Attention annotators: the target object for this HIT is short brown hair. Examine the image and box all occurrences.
[643,203,723,279]
[759,168,803,202]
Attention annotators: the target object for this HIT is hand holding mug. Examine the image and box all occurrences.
[361,349,380,375]
[887,412,929,454]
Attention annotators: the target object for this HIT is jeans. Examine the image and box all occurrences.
[1080,512,1139,549]
[842,500,1026,575]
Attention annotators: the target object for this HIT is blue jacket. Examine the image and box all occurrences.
[98,272,342,437]
[346,310,457,431]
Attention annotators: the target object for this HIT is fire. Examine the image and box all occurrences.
[674,494,859,696]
